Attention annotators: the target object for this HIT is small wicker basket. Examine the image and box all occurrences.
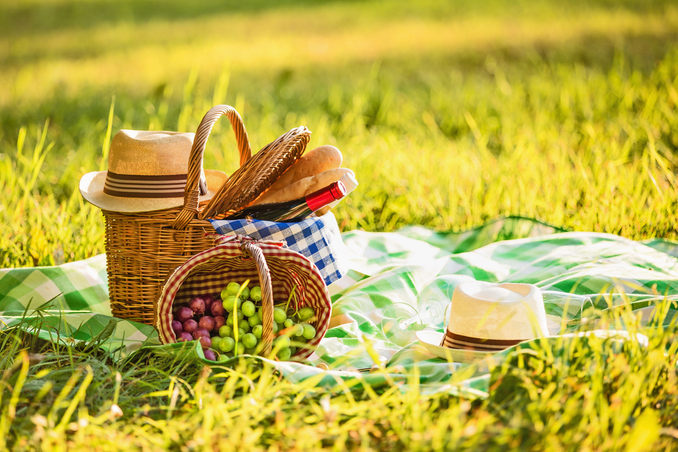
[155,235,332,360]
[103,105,310,325]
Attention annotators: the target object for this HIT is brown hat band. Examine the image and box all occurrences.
[439,329,525,351]
[103,171,207,199]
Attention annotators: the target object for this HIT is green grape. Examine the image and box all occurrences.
[252,325,263,338]
[233,343,242,356]
[273,307,287,324]
[302,324,316,340]
[242,333,257,349]
[227,311,244,326]
[245,347,255,355]
[298,307,315,321]
[223,295,242,313]
[250,286,262,302]
[232,328,245,340]
[219,337,235,352]
[257,307,263,322]
[248,315,261,327]
[211,336,222,350]
[293,324,304,337]
[222,298,232,313]
[217,355,230,362]
[274,335,291,348]
[219,288,229,302]
[283,319,294,328]
[240,321,251,333]
[226,282,241,295]
[277,347,291,361]
[272,322,279,334]
[242,301,256,317]
[219,325,233,338]
[289,346,297,356]
[239,286,250,300]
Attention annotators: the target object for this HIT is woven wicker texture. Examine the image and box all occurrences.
[198,125,311,219]
[103,209,214,325]
[104,105,311,325]
[155,235,332,361]
[172,105,251,229]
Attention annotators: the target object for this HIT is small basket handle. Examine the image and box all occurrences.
[241,241,275,357]
[172,105,252,230]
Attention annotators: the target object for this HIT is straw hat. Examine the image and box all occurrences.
[416,281,549,362]
[79,130,228,213]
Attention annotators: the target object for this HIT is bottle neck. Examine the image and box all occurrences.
[305,181,347,212]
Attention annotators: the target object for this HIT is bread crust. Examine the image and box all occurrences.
[253,168,354,205]
[267,145,343,192]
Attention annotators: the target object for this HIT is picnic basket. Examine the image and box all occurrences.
[155,234,332,360]
[103,105,311,325]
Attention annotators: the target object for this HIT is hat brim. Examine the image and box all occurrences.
[79,170,228,213]
[416,330,493,364]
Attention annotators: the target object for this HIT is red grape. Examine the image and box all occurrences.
[199,316,215,332]
[198,336,211,349]
[193,328,210,340]
[177,332,193,342]
[171,320,183,335]
[203,294,216,311]
[183,319,198,334]
[189,297,206,315]
[204,349,216,361]
[210,300,226,317]
[176,307,193,322]
[214,316,226,329]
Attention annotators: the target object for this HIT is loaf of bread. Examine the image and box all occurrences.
[253,168,354,205]
[266,145,343,193]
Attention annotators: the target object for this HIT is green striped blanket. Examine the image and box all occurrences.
[1,217,676,398]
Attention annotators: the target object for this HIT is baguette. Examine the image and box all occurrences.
[253,168,354,205]
[267,145,343,192]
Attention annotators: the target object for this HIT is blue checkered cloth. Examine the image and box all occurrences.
[209,212,349,286]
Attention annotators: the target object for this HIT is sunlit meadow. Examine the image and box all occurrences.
[1,0,678,449]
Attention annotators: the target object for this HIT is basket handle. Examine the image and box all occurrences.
[172,105,252,230]
[242,241,275,357]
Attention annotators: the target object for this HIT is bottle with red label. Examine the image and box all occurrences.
[225,181,347,222]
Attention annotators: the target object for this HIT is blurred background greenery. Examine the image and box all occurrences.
[2,3,678,449]
[1,0,678,266]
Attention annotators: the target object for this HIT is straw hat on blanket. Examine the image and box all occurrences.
[417,281,550,363]
[79,130,227,213]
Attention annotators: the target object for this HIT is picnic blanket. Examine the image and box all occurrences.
[1,217,677,398]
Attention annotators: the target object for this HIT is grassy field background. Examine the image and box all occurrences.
[2,0,678,267]
[1,0,678,449]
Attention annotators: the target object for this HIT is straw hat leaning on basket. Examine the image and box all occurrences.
[79,105,311,326]
[79,128,230,325]
[80,130,227,213]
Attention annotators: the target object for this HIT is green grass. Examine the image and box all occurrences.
[1,301,677,450]
[1,0,678,449]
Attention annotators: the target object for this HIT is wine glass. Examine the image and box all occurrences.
[416,274,475,328]
[380,303,424,346]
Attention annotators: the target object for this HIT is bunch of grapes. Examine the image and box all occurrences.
[172,281,317,362]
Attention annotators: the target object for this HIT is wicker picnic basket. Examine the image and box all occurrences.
[103,105,311,325]
[155,234,332,360]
